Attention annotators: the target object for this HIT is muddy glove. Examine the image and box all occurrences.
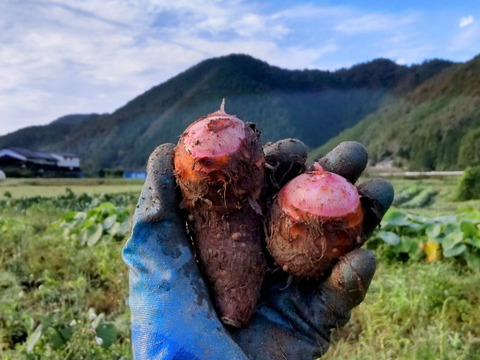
[122,141,394,360]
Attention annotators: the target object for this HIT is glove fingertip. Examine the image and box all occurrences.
[358,178,394,216]
[358,178,395,238]
[315,141,368,184]
[146,143,176,174]
[264,138,307,191]
[324,248,376,310]
[264,138,308,161]
[134,143,180,223]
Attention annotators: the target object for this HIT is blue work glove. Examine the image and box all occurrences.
[123,140,394,360]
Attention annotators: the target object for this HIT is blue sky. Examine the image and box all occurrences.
[0,0,478,136]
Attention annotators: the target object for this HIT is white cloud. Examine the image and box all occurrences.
[459,15,474,28]
[0,0,479,136]
[334,12,417,33]
[271,4,350,21]
[234,13,273,37]
[450,21,480,53]
[0,0,308,135]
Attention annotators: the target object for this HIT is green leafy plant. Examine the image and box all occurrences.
[60,202,131,246]
[368,209,480,270]
[23,309,119,358]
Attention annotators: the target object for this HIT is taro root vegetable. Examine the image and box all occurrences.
[173,101,266,328]
[266,163,363,278]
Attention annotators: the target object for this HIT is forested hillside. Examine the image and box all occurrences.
[0,54,455,173]
[312,54,480,170]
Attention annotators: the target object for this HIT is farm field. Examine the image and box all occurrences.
[0,178,144,199]
[0,176,479,359]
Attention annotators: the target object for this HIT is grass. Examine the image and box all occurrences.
[0,190,134,359]
[0,178,144,199]
[321,174,480,359]
[323,262,480,360]
[1,177,479,359]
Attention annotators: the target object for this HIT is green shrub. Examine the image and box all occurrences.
[458,128,480,168]
[455,166,480,201]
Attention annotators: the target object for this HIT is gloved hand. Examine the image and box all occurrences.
[122,140,394,360]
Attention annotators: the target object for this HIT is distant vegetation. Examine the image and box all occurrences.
[312,55,480,170]
[0,54,458,174]
[455,166,480,201]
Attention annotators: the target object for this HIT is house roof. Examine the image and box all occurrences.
[50,151,79,158]
[7,146,58,162]
[0,148,27,161]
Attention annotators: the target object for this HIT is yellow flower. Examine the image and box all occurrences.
[422,241,442,263]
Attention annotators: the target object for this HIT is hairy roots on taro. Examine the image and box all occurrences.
[266,163,364,278]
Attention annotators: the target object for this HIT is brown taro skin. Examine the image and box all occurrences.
[266,164,364,279]
[173,104,266,328]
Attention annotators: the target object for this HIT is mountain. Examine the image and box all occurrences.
[311,54,480,170]
[0,114,95,152]
[0,54,455,173]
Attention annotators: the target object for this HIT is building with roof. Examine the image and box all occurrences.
[0,147,81,177]
[50,152,81,171]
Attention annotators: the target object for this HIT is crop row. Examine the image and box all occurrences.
[392,187,438,208]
